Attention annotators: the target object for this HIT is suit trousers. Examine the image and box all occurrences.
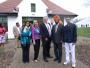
[54,43,62,62]
[64,43,76,64]
[34,39,40,60]
[47,37,51,57]
[42,38,50,59]
[21,44,30,63]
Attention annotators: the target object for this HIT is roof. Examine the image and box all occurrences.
[0,0,77,16]
[0,0,22,13]
[42,0,77,15]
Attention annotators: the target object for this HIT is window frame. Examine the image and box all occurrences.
[31,3,36,12]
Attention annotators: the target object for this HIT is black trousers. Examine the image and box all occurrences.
[34,39,40,60]
[47,37,51,57]
[54,43,62,62]
[42,37,51,59]
[21,44,30,63]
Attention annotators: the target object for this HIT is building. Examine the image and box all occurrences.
[0,0,77,39]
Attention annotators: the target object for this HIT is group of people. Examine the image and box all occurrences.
[13,15,77,68]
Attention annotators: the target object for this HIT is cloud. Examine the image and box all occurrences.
[0,0,7,3]
[50,0,90,17]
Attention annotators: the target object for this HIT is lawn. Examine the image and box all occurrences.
[77,27,90,37]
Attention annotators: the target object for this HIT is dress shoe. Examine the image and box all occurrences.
[58,60,61,63]
[63,61,70,65]
[44,59,48,62]
[53,58,58,61]
[23,61,29,63]
[47,56,53,58]
[72,64,76,68]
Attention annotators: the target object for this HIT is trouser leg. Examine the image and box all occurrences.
[21,45,26,62]
[54,43,58,59]
[47,38,51,57]
[65,43,70,62]
[57,43,62,62]
[25,45,30,62]
[42,39,47,59]
[21,44,30,63]
[34,39,40,60]
[70,43,76,64]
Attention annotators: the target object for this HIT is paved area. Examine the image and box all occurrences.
[6,40,89,68]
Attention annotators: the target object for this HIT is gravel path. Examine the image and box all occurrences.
[0,37,90,68]
[76,37,90,67]
[8,39,89,68]
[0,40,16,68]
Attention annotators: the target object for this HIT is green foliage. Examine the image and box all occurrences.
[77,27,90,37]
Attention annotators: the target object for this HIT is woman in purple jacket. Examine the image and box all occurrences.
[32,21,40,62]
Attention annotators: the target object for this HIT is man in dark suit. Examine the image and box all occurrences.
[51,15,64,63]
[63,18,77,68]
[40,16,52,62]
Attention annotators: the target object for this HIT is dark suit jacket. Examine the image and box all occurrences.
[51,24,64,44]
[40,23,49,39]
[63,23,77,43]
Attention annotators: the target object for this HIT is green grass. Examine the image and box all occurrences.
[77,27,90,37]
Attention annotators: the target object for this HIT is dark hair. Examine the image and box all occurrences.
[25,21,31,26]
[16,22,19,25]
[37,21,40,26]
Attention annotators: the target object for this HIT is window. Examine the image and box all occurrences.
[31,3,36,12]
[0,17,8,31]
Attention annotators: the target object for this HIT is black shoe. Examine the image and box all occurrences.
[47,56,53,58]
[58,60,61,63]
[44,59,48,62]
[54,58,58,61]
[26,61,29,63]
[23,61,27,63]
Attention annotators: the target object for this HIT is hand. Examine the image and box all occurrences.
[16,35,19,39]
[62,43,65,45]
[62,42,65,47]
[45,38,48,41]
[16,36,19,39]
[72,43,75,46]
[33,40,35,45]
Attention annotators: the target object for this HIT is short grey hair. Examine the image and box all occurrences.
[43,16,48,22]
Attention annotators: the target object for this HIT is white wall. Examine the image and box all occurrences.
[8,0,48,38]
[8,16,17,38]
[8,16,22,38]
[18,0,47,17]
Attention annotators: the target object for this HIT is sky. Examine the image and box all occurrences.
[0,0,90,19]
[0,0,6,3]
[50,0,90,19]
